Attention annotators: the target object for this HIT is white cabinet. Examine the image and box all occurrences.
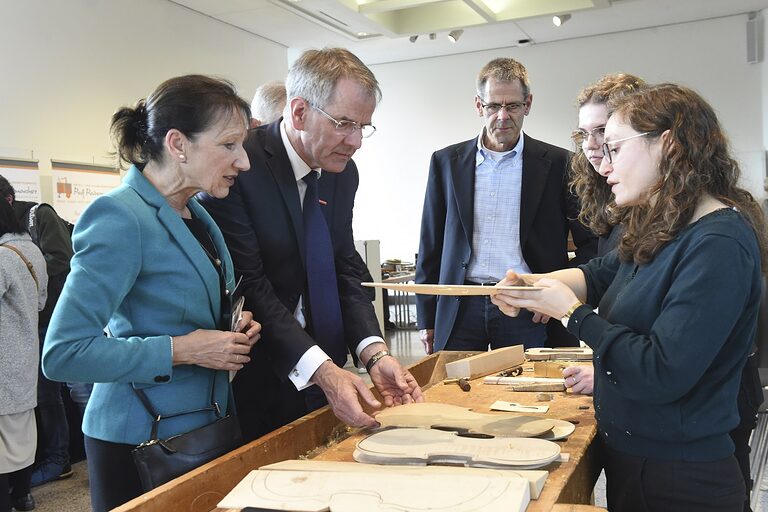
[354,239,384,334]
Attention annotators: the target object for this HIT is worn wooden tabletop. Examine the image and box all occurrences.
[113,352,603,512]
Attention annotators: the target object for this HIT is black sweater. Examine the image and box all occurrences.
[569,208,762,461]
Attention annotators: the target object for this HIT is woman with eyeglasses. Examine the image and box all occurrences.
[42,75,261,511]
[491,83,767,511]
[562,74,646,396]
[566,75,763,512]
[570,74,646,259]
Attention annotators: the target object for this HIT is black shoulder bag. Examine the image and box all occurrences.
[131,373,242,491]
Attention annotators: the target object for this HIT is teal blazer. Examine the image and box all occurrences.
[43,166,236,445]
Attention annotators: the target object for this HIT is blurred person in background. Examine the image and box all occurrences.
[250,80,286,127]
[0,198,48,512]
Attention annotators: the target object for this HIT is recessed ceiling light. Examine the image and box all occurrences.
[552,14,571,27]
[448,29,463,43]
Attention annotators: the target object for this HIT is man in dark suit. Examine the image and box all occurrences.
[416,57,597,353]
[201,48,422,441]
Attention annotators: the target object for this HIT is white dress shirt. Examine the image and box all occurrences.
[279,121,383,389]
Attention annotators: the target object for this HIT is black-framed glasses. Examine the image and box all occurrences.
[478,98,527,115]
[602,132,652,164]
[311,104,376,138]
[571,127,605,146]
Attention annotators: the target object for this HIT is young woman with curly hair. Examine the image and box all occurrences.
[492,83,767,511]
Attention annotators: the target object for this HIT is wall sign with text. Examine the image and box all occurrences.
[51,163,121,223]
[0,161,41,202]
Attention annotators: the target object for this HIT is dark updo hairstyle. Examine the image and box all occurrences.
[0,196,25,236]
[111,75,251,169]
[610,83,768,270]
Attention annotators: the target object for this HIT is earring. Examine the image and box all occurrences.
[179,154,186,161]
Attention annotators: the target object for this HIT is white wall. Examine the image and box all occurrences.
[761,9,768,197]
[0,0,287,201]
[353,13,767,260]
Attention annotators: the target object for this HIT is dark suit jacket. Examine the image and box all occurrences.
[416,134,598,351]
[200,121,381,438]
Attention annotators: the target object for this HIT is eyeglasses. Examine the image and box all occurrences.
[311,104,376,138]
[602,132,652,164]
[478,99,527,115]
[571,127,605,146]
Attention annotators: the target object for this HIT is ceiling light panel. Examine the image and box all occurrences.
[365,0,487,34]
[357,0,446,14]
[484,0,598,21]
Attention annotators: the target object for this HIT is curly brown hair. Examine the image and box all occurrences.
[610,83,768,270]
[569,73,646,236]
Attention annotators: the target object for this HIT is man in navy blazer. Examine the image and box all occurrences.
[201,48,422,441]
[416,57,597,354]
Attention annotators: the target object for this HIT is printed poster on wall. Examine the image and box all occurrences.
[51,166,121,223]
[0,162,41,202]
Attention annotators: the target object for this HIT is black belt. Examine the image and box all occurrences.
[465,280,498,286]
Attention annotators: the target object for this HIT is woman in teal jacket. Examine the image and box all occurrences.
[43,75,261,511]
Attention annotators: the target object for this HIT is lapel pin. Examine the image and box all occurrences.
[319,199,327,206]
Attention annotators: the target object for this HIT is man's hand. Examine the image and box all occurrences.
[419,329,434,354]
[310,361,380,428]
[368,355,424,407]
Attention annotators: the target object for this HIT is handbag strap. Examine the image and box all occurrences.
[1,244,40,291]
[132,372,223,441]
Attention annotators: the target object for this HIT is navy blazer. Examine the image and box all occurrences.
[43,166,235,445]
[200,121,381,378]
[416,134,598,351]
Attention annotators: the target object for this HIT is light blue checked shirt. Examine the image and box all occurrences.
[466,131,531,283]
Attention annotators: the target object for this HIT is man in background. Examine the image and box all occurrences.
[416,57,597,354]
[202,48,422,441]
[250,80,286,127]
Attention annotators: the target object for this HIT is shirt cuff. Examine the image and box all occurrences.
[355,336,386,359]
[566,304,596,339]
[288,345,330,390]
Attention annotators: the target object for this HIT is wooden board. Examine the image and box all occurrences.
[259,460,549,500]
[362,282,542,295]
[484,376,566,387]
[534,361,567,378]
[112,352,602,512]
[354,428,562,469]
[525,348,593,361]
[374,402,555,438]
[219,464,531,512]
[445,345,525,379]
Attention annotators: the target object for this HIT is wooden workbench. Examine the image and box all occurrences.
[113,351,603,512]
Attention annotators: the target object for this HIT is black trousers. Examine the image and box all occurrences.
[233,344,329,442]
[84,436,143,512]
[603,443,745,512]
[0,466,33,512]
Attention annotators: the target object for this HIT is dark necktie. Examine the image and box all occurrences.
[302,172,346,366]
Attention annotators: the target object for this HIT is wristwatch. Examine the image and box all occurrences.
[562,300,584,321]
[365,350,391,373]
